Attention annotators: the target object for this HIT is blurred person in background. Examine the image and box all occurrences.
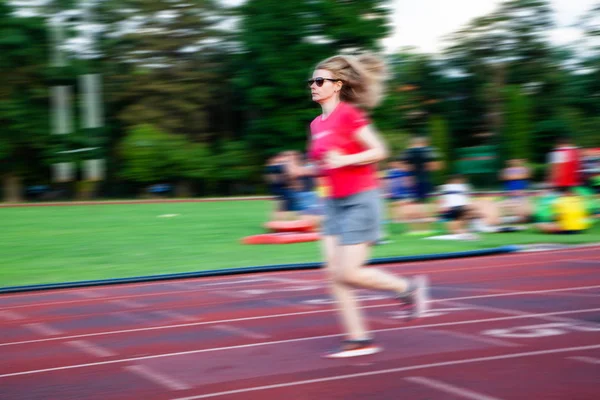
[581,148,600,194]
[535,187,590,234]
[307,53,428,359]
[500,159,530,196]
[547,136,581,190]
[398,136,441,232]
[399,136,441,203]
[437,174,478,239]
[499,158,532,224]
[264,152,289,221]
[264,151,300,221]
[286,151,323,227]
[382,159,431,234]
[383,159,414,223]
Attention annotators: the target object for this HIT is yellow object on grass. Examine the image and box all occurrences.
[554,196,590,231]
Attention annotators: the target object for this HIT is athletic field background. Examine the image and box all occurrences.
[2,200,599,287]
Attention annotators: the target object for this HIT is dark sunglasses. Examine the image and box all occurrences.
[307,77,340,88]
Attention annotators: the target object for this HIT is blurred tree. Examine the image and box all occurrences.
[429,115,451,184]
[96,0,226,141]
[0,3,51,201]
[119,123,216,195]
[93,0,235,195]
[235,0,392,157]
[503,85,531,161]
[376,51,446,136]
[444,0,555,158]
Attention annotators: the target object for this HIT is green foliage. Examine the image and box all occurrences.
[0,3,51,181]
[119,124,211,183]
[3,0,600,197]
[429,115,451,183]
[503,85,531,161]
[235,0,393,156]
[98,0,226,140]
[379,129,410,158]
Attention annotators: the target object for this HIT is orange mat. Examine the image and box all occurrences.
[263,220,316,233]
[242,232,320,245]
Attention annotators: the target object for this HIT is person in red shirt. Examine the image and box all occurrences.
[307,53,429,359]
[547,137,581,189]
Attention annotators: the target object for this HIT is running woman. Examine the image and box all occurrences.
[307,53,429,359]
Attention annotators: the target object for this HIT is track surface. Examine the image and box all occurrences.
[1,246,599,399]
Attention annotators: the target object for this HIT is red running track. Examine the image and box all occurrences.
[1,246,599,399]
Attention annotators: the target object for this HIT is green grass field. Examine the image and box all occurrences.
[2,200,599,287]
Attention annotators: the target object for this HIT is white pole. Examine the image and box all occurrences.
[50,12,75,182]
[80,0,106,181]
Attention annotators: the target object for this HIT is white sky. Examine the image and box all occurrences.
[382,0,597,53]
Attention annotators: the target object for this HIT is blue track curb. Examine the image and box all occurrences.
[0,245,519,294]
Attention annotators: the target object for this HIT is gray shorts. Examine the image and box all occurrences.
[323,189,382,245]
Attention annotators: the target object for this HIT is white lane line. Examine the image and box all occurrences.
[214,290,251,299]
[169,282,196,291]
[24,323,62,336]
[193,278,267,288]
[441,286,600,299]
[444,300,600,328]
[405,376,502,400]
[111,299,144,309]
[268,299,319,310]
[2,310,600,379]
[171,344,600,400]
[212,324,270,340]
[125,365,191,391]
[154,310,197,323]
[569,259,600,265]
[2,284,600,348]
[113,311,146,324]
[67,340,116,357]
[428,328,520,348]
[266,277,315,284]
[568,356,600,365]
[74,291,103,299]
[0,310,24,321]
[1,252,597,311]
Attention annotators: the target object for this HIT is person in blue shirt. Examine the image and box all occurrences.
[500,158,530,196]
[383,159,434,233]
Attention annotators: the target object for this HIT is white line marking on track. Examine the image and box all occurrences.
[0,310,24,321]
[125,365,191,391]
[265,277,315,284]
[0,245,595,301]
[154,310,197,323]
[569,259,600,265]
[1,250,597,311]
[444,300,600,329]
[568,356,600,365]
[194,278,267,288]
[168,282,195,291]
[2,285,600,347]
[67,340,116,357]
[74,291,103,299]
[405,376,503,400]
[441,286,600,299]
[214,290,251,299]
[24,323,62,336]
[267,299,317,310]
[429,328,520,348]
[113,311,146,323]
[2,309,600,379]
[111,299,144,309]
[171,344,600,400]
[212,324,270,340]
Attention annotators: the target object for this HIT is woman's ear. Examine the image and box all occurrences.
[335,81,343,93]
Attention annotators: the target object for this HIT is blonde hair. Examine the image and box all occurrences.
[316,53,387,109]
